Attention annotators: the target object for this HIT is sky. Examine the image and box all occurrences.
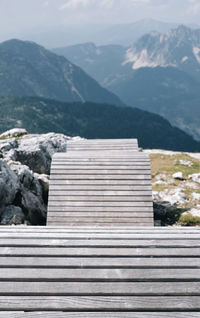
[0,0,200,38]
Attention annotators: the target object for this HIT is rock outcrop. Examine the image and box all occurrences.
[0,129,76,225]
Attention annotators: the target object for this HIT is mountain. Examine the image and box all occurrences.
[53,43,128,87]
[0,39,123,106]
[22,19,199,48]
[55,26,200,140]
[0,96,199,152]
[91,19,180,46]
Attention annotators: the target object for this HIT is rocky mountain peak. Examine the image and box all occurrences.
[123,25,200,70]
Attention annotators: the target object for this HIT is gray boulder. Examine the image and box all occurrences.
[0,205,25,225]
[0,159,19,205]
[12,133,69,174]
[10,163,47,225]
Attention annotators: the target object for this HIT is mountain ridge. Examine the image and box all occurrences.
[54,25,200,140]
[0,95,199,152]
[0,38,124,106]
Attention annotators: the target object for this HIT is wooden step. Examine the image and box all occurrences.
[0,226,200,315]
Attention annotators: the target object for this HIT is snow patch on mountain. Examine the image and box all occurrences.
[124,48,176,70]
[193,47,200,64]
[181,56,189,63]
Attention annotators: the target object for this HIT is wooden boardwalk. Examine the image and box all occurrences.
[0,226,200,316]
[48,139,154,226]
[1,139,199,316]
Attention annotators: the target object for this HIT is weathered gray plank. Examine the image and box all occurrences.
[50,185,152,191]
[2,238,200,247]
[50,180,151,185]
[50,175,152,180]
[51,166,150,170]
[48,202,153,207]
[52,162,150,166]
[48,191,152,196]
[1,313,200,318]
[0,296,200,310]
[50,170,151,175]
[1,247,200,256]
[0,312,199,318]
[47,212,152,217]
[4,228,200,238]
[48,208,154,213]
[5,232,200,239]
[48,196,152,202]
[0,282,200,295]
[47,217,154,223]
[47,222,154,226]
[0,268,200,280]
[1,226,200,232]
[48,207,153,212]
[0,256,199,268]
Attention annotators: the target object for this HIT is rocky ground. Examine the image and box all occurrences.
[145,149,200,226]
[0,128,199,226]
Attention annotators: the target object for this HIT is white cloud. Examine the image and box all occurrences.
[59,0,151,11]
[43,1,49,7]
[59,0,92,10]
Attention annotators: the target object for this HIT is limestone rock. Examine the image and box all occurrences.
[14,133,69,174]
[179,159,193,167]
[189,173,200,184]
[0,128,28,139]
[156,188,187,205]
[173,172,184,180]
[192,193,200,201]
[0,130,73,225]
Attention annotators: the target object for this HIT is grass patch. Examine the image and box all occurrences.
[178,213,200,226]
[150,153,200,179]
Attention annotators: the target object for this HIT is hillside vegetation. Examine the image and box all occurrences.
[0,96,200,152]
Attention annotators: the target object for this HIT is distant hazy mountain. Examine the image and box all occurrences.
[55,26,200,140]
[91,19,180,46]
[20,19,199,48]
[0,39,123,106]
[0,96,199,152]
[53,43,128,87]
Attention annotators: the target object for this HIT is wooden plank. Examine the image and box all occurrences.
[50,180,151,185]
[0,296,200,310]
[52,162,149,166]
[1,227,199,233]
[48,196,153,202]
[51,165,150,170]
[46,217,154,224]
[50,169,150,174]
[1,238,200,247]
[48,207,153,212]
[4,234,200,248]
[1,247,200,256]
[5,231,200,238]
[0,257,199,268]
[48,202,153,207]
[0,312,199,318]
[47,222,155,227]
[0,268,198,280]
[0,282,200,295]
[47,212,152,217]
[0,313,199,318]
[50,185,152,191]
[50,175,152,180]
[48,191,152,196]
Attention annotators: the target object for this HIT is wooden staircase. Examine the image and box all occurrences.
[48,139,154,226]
